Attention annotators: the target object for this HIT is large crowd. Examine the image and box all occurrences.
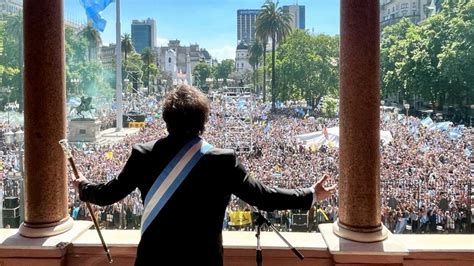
[0,92,472,234]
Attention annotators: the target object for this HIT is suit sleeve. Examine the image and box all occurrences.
[228,151,313,212]
[78,147,146,206]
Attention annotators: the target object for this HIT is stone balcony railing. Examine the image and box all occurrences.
[0,222,472,266]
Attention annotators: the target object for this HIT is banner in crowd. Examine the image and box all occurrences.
[295,127,393,149]
[228,211,252,226]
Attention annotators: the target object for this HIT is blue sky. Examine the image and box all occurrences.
[65,0,340,61]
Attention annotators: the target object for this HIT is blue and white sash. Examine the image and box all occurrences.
[141,137,213,234]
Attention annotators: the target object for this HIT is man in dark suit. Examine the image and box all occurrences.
[73,84,336,266]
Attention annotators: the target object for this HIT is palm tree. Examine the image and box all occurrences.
[141,47,155,90]
[80,22,102,62]
[248,39,263,95]
[121,33,134,67]
[256,24,269,103]
[257,0,292,109]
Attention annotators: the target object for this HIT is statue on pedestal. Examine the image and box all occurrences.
[68,96,101,142]
[71,96,95,120]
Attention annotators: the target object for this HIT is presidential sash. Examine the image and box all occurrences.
[141,137,213,234]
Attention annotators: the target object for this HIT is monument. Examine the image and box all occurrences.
[68,96,101,142]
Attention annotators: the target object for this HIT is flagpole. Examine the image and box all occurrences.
[115,0,123,132]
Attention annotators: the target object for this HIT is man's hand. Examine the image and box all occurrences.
[72,173,88,191]
[313,174,337,201]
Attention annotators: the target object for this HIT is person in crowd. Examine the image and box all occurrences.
[73,84,337,266]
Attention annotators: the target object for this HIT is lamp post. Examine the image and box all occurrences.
[3,86,12,105]
[71,78,80,95]
[14,130,24,224]
[467,180,472,233]
[4,130,14,146]
[123,78,129,98]
[404,103,410,117]
[161,79,168,95]
[418,177,424,210]
[5,102,19,126]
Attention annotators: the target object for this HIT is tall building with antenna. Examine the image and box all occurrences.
[283,3,305,30]
[236,9,260,45]
[131,18,157,53]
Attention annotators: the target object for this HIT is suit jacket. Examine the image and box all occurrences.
[79,134,314,266]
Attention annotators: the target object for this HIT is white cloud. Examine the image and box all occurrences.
[208,45,235,62]
[156,37,169,46]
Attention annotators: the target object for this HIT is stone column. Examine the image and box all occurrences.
[334,0,388,242]
[19,0,73,237]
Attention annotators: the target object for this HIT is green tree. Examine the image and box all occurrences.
[1,12,23,108]
[193,62,212,88]
[322,96,338,117]
[275,30,339,108]
[121,33,134,67]
[148,63,158,85]
[409,18,442,108]
[257,0,292,109]
[256,12,269,103]
[78,61,114,98]
[0,19,19,106]
[436,0,474,109]
[213,59,235,85]
[80,22,102,62]
[65,26,87,95]
[380,18,415,101]
[141,47,155,89]
[248,39,263,93]
[381,0,474,111]
[124,52,144,93]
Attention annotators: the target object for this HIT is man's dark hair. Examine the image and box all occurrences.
[162,84,210,136]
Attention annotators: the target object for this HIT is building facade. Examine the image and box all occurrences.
[0,0,21,16]
[380,0,440,29]
[157,40,212,85]
[235,42,252,74]
[131,18,156,53]
[99,43,116,69]
[237,9,259,45]
[283,4,305,30]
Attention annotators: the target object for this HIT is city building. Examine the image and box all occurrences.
[0,0,21,16]
[64,20,84,33]
[235,42,252,74]
[283,4,305,30]
[99,43,116,69]
[1,0,84,33]
[131,18,156,53]
[380,0,440,29]
[157,40,213,85]
[237,9,259,45]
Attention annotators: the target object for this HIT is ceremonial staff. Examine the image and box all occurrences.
[59,139,113,263]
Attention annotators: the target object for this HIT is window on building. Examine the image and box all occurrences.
[168,57,171,63]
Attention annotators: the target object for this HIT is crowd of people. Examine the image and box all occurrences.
[0,91,472,234]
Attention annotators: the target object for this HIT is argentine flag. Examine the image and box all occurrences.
[80,0,115,32]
